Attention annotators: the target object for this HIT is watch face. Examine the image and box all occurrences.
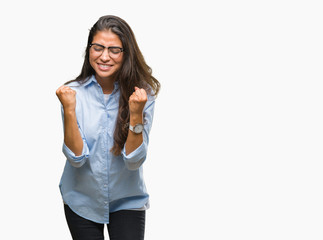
[134,124,144,133]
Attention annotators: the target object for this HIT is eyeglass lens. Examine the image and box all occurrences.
[91,44,122,58]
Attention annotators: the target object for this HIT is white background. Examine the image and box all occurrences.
[0,0,322,239]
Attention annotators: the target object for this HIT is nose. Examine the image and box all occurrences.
[100,48,111,61]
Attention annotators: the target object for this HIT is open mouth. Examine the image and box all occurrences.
[98,63,112,71]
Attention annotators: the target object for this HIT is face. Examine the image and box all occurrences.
[89,30,124,83]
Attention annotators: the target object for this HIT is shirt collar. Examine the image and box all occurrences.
[83,75,120,93]
[82,75,96,87]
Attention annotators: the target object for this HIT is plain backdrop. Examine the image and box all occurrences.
[0,0,322,239]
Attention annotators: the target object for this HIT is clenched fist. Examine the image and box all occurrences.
[56,85,76,112]
[129,87,147,115]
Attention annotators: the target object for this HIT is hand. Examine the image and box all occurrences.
[56,85,76,112]
[129,87,147,116]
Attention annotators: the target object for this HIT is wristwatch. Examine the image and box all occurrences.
[129,123,144,134]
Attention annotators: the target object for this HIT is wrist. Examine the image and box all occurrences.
[129,113,143,125]
[63,107,76,115]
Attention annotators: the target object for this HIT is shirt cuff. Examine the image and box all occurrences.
[63,142,89,168]
[121,142,147,170]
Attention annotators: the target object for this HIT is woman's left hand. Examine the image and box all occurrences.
[129,87,147,116]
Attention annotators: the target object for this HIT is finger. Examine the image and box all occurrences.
[63,86,75,94]
[56,87,62,96]
[58,88,76,99]
[129,93,137,102]
[135,87,141,94]
[134,86,144,97]
[63,86,73,92]
[136,89,147,101]
[139,88,147,98]
[57,88,66,97]
[56,85,66,94]
[132,90,138,97]
[58,86,67,94]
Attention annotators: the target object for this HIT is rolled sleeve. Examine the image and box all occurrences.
[121,141,147,170]
[60,105,89,168]
[63,139,89,168]
[121,96,155,171]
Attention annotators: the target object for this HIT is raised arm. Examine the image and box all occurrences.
[56,85,83,156]
[125,87,147,155]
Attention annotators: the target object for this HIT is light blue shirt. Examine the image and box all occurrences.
[59,75,155,224]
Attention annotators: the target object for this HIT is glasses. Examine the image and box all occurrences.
[89,43,124,59]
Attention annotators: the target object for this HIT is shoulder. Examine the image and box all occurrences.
[65,77,95,94]
[65,76,94,88]
[144,84,158,102]
[147,93,155,103]
[65,81,82,87]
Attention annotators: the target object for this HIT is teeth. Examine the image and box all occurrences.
[99,64,110,69]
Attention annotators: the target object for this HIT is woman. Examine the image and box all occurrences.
[56,15,160,240]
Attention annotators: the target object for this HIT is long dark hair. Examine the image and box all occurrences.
[67,15,160,155]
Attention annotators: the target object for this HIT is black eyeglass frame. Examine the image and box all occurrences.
[89,43,124,54]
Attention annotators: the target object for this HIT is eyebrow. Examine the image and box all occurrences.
[91,43,122,48]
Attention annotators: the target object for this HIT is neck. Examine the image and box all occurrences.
[96,75,115,94]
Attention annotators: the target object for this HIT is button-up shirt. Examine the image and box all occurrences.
[59,75,155,224]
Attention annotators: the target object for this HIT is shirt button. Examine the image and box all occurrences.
[104,201,108,205]
[104,184,107,188]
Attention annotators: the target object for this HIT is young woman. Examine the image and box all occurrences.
[56,15,160,240]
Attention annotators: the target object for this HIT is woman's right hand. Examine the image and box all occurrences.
[56,85,76,112]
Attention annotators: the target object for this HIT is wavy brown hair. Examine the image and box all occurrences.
[67,15,160,155]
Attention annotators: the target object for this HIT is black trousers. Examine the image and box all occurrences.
[64,204,145,240]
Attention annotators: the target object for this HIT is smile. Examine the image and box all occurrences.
[98,63,112,71]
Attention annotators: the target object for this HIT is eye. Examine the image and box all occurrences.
[109,47,122,54]
[94,46,104,52]
[91,44,104,52]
